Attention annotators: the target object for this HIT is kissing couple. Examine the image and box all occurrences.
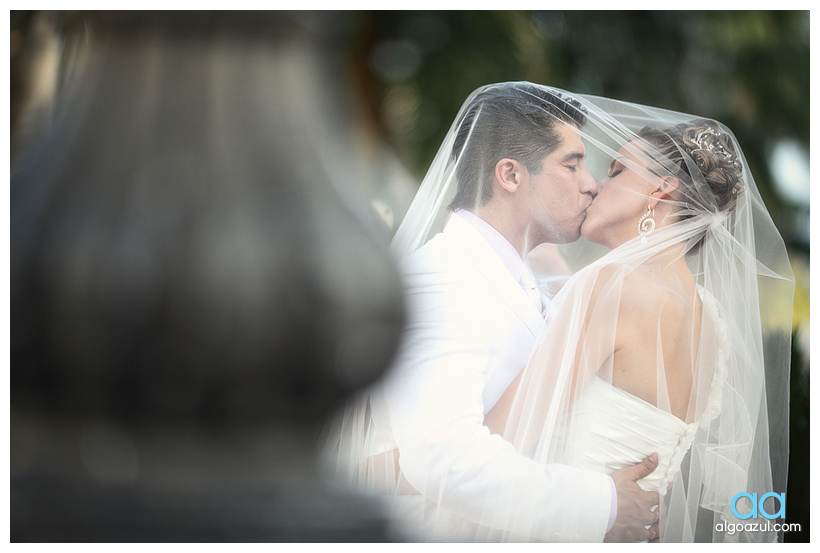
[324,82,793,543]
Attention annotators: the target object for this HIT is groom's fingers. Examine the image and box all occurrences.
[607,454,663,542]
[614,452,659,484]
[648,521,660,542]
[629,452,659,481]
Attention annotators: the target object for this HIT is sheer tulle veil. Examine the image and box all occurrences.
[321,82,793,542]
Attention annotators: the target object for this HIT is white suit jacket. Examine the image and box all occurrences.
[370,214,612,542]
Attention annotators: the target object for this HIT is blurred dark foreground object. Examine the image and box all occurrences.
[11,11,404,541]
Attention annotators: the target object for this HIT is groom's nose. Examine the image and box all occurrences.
[579,167,599,198]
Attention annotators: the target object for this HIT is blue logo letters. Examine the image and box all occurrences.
[758,492,786,519]
[731,492,786,520]
[731,492,757,520]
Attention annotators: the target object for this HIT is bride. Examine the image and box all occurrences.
[485,116,790,542]
[323,83,793,543]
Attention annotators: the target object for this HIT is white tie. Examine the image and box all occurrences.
[519,268,546,317]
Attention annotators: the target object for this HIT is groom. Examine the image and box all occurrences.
[369,83,659,542]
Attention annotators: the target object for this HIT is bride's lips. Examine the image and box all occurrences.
[583,195,596,214]
[580,197,597,227]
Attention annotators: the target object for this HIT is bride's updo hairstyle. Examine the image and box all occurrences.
[638,118,744,216]
[448,83,587,211]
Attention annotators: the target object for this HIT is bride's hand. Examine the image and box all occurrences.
[604,453,660,543]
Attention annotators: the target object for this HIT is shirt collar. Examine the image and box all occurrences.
[454,209,527,282]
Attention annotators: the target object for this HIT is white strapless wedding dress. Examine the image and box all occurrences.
[554,294,729,498]
[555,375,704,496]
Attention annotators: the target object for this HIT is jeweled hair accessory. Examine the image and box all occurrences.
[691,127,734,162]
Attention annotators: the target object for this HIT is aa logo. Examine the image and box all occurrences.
[730,492,786,520]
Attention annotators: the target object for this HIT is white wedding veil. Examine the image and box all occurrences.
[321,82,793,542]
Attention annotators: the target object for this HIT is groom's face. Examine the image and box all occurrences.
[520,123,598,245]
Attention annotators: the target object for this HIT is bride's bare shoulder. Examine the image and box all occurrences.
[582,262,662,313]
[578,261,630,297]
[557,262,635,320]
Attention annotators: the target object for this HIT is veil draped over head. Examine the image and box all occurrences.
[322,82,793,542]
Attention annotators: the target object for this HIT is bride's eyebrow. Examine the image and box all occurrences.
[608,156,626,172]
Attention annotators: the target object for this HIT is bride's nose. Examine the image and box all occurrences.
[595,173,614,192]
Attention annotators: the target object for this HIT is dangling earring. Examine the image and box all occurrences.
[638,204,655,244]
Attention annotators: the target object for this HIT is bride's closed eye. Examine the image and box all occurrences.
[606,158,622,179]
[606,155,629,179]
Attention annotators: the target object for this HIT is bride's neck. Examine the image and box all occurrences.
[644,242,691,275]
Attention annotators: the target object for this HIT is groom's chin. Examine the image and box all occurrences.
[550,228,581,245]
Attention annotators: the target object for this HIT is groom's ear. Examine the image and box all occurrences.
[494,158,524,193]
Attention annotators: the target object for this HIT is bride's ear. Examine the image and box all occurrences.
[650,176,680,208]
[495,158,523,193]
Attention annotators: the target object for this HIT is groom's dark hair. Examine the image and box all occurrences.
[448,83,587,211]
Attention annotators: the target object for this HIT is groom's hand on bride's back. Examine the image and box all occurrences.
[604,453,660,543]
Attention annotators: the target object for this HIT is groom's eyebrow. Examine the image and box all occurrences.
[562,152,585,162]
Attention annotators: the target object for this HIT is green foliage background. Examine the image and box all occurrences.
[351,11,808,241]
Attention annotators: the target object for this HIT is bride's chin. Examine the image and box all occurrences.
[580,221,597,243]
[580,223,609,248]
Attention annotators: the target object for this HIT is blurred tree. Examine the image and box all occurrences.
[10,11,405,541]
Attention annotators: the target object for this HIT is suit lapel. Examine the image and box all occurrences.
[443,215,546,339]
